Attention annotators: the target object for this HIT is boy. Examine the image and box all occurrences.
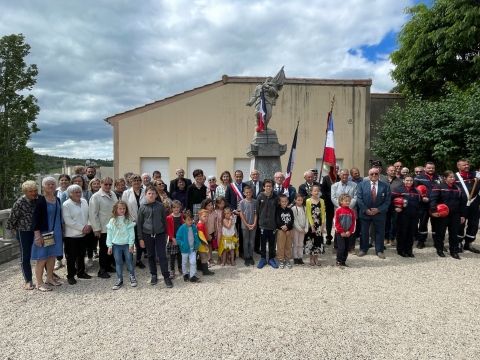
[257,179,278,269]
[239,185,258,266]
[275,194,294,269]
[334,194,356,267]
[176,211,201,282]
[196,209,214,275]
[138,186,173,288]
[166,200,184,278]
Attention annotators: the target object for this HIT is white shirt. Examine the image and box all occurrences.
[370,181,378,196]
[89,189,118,233]
[63,198,89,238]
[331,180,357,208]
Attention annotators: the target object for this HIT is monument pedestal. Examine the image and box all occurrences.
[247,128,287,180]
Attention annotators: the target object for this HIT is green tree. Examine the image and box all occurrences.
[372,83,480,172]
[391,0,480,98]
[0,34,39,209]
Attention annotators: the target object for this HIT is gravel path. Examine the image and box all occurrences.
[1,243,480,360]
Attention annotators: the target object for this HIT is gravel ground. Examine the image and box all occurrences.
[1,242,480,360]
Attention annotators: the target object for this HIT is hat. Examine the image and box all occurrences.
[371,160,383,168]
[310,168,318,174]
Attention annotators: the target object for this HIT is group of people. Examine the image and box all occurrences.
[6,159,480,292]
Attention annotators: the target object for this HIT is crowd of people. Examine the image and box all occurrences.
[6,159,480,292]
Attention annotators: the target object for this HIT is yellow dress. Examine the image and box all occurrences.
[219,219,238,255]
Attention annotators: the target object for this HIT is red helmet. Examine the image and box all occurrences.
[393,197,404,208]
[416,185,427,197]
[436,204,449,217]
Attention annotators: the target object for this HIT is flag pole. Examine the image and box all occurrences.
[319,95,336,182]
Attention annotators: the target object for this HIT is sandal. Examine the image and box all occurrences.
[37,284,52,292]
[24,282,35,290]
[46,279,62,286]
[52,272,61,280]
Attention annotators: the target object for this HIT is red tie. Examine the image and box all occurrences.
[371,182,377,203]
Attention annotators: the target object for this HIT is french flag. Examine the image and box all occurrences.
[323,111,336,167]
[282,122,299,189]
[256,90,267,132]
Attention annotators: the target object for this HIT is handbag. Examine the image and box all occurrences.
[42,200,58,247]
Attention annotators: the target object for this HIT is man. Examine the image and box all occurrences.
[225,170,249,256]
[152,170,162,181]
[298,170,318,199]
[246,169,263,253]
[169,168,192,194]
[414,166,424,176]
[365,160,388,184]
[455,159,480,253]
[349,167,363,184]
[414,162,441,248]
[321,166,339,245]
[393,161,403,178]
[273,172,296,204]
[141,173,151,190]
[86,166,96,181]
[385,165,404,246]
[311,168,319,184]
[356,168,391,259]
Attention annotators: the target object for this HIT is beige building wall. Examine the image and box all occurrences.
[107,77,371,187]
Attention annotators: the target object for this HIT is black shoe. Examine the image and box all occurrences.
[436,249,446,258]
[407,252,415,258]
[67,277,77,285]
[416,242,425,249]
[398,252,408,257]
[150,275,158,285]
[464,244,480,254]
[164,278,173,288]
[190,275,200,283]
[326,239,332,246]
[298,258,305,265]
[105,266,116,273]
[183,274,190,282]
[368,243,374,248]
[136,261,146,269]
[98,271,110,279]
[450,252,461,260]
[201,263,214,276]
[77,273,92,279]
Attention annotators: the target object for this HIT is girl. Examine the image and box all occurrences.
[166,200,184,278]
[196,209,215,275]
[201,198,216,266]
[176,211,201,282]
[305,185,326,266]
[107,201,137,290]
[221,208,238,266]
[292,194,308,265]
[215,196,227,264]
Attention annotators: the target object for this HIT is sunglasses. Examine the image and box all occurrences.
[103,183,113,186]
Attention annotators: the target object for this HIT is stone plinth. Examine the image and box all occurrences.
[247,128,287,180]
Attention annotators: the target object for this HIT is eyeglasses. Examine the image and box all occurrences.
[369,173,379,176]
[208,179,216,182]
[104,183,112,186]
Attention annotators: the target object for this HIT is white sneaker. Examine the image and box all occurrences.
[54,259,63,270]
[285,260,292,269]
[279,260,285,269]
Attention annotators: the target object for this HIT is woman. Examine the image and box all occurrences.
[62,184,92,285]
[121,174,146,268]
[6,180,39,290]
[85,177,101,203]
[32,177,64,291]
[171,178,187,210]
[206,175,218,199]
[88,177,118,278]
[114,178,126,199]
[56,174,71,203]
[85,177,101,264]
[154,179,172,213]
[215,171,232,199]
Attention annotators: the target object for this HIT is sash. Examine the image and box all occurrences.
[230,183,244,201]
[456,172,477,206]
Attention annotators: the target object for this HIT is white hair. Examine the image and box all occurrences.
[66,184,83,198]
[42,176,57,187]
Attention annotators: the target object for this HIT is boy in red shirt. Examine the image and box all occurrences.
[334,194,356,267]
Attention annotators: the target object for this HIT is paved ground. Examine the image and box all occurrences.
[1,241,480,360]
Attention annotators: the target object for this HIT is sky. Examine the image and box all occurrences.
[0,0,431,160]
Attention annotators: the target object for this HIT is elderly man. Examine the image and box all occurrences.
[393,161,403,178]
[141,173,151,190]
[298,170,318,199]
[273,172,296,204]
[246,169,263,199]
[357,168,391,259]
[331,169,357,250]
[169,168,192,194]
[349,167,363,184]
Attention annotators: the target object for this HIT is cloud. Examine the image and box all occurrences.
[0,0,414,159]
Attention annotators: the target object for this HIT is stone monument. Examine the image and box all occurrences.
[246,67,287,180]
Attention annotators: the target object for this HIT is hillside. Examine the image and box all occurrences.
[34,153,113,174]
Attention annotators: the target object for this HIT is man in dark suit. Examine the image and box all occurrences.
[273,172,296,204]
[246,169,263,253]
[169,168,192,194]
[225,170,249,256]
[357,168,392,258]
[298,170,319,200]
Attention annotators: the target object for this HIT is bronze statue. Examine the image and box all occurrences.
[246,66,285,132]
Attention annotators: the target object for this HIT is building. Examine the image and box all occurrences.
[106,75,380,187]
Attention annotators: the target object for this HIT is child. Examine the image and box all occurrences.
[197,209,215,275]
[256,179,278,269]
[292,194,309,265]
[106,201,137,290]
[239,185,257,266]
[221,208,239,266]
[200,198,216,266]
[137,186,173,288]
[166,200,184,278]
[305,185,326,266]
[176,211,201,282]
[275,194,294,269]
[214,197,227,264]
[334,194,356,267]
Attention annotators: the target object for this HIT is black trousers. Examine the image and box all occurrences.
[134,225,146,261]
[254,225,261,252]
[236,216,243,256]
[260,229,276,260]
[64,236,87,278]
[98,233,114,272]
[335,233,353,263]
[325,202,334,240]
[143,233,169,279]
[170,253,182,272]
[396,212,417,254]
[85,232,97,258]
[435,213,460,253]
[458,201,480,244]
[417,208,438,242]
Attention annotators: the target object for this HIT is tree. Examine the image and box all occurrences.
[372,83,480,172]
[391,0,480,98]
[0,34,40,209]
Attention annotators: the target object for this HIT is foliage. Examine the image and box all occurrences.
[391,0,480,98]
[34,153,113,174]
[0,34,39,209]
[372,83,480,172]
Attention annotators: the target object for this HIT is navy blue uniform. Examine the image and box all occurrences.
[455,171,480,248]
[414,173,442,244]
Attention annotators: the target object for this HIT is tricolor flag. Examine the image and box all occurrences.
[283,122,299,189]
[256,90,267,132]
[322,111,337,180]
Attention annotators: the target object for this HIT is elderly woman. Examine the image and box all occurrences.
[215,171,232,199]
[6,180,39,290]
[89,177,118,278]
[32,177,64,291]
[62,184,92,285]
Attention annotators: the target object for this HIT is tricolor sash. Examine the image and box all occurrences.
[230,183,244,201]
[456,172,478,206]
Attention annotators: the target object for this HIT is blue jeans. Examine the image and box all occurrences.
[112,244,135,281]
[17,231,34,283]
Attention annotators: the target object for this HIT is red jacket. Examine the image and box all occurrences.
[166,214,184,240]
[334,206,356,234]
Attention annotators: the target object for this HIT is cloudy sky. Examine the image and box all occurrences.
[0,0,431,159]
